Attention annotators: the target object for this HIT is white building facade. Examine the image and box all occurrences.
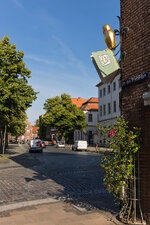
[72,98,99,145]
[97,74,121,146]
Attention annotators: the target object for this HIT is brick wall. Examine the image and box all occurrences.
[24,119,33,141]
[121,0,150,222]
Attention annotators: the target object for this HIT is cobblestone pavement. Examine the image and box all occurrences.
[0,144,118,214]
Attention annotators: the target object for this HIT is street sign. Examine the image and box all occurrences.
[91,49,120,83]
[122,72,148,88]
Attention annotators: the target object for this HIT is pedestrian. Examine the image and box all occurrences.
[95,143,98,152]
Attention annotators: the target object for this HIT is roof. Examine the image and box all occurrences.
[96,81,103,87]
[71,97,88,108]
[72,97,98,111]
[81,103,98,111]
[32,126,39,133]
[87,97,99,103]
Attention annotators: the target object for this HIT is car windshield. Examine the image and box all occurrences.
[58,141,65,144]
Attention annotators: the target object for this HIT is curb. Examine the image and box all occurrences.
[0,198,59,213]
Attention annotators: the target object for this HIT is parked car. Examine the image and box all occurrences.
[56,141,65,148]
[42,141,46,148]
[44,141,49,146]
[29,139,43,153]
[72,140,87,151]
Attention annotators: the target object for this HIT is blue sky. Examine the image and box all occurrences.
[1,0,120,125]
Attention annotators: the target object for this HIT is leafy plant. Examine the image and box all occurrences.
[97,116,141,202]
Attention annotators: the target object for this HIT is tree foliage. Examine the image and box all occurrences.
[42,93,86,140]
[0,35,38,150]
[34,119,40,127]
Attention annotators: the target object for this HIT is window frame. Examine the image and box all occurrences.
[108,85,110,94]
[108,103,111,114]
[113,82,116,91]
[113,101,116,113]
[103,104,106,116]
[88,113,93,122]
[100,89,102,98]
[100,105,102,117]
[103,87,106,96]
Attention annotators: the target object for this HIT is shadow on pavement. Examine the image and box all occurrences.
[4,144,19,155]
[10,146,119,214]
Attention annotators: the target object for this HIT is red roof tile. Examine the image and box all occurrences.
[81,103,98,111]
[71,98,88,108]
[72,97,98,111]
[88,97,98,103]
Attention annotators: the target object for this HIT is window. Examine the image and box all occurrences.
[113,101,116,113]
[108,103,111,114]
[100,106,102,117]
[89,131,92,136]
[100,89,102,98]
[103,87,106,96]
[113,82,116,91]
[88,113,93,122]
[88,131,93,144]
[108,85,110,94]
[78,131,80,140]
[103,105,106,115]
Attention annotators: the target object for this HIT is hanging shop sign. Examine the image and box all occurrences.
[122,72,148,88]
[91,49,120,83]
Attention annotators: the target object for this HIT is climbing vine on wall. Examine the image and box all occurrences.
[97,116,141,202]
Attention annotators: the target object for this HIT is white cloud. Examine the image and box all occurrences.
[12,0,24,9]
[52,35,91,76]
[25,55,54,65]
[38,9,63,29]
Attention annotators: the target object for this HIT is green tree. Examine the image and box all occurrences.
[8,111,27,137]
[42,93,86,141]
[34,119,39,127]
[0,35,38,153]
[39,116,46,140]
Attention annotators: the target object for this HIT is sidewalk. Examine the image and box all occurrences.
[0,198,123,225]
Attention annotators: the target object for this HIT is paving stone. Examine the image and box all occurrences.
[0,144,118,214]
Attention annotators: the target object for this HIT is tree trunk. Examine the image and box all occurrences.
[5,132,8,148]
[0,129,3,153]
[2,125,7,154]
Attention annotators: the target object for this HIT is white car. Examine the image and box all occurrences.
[56,141,65,148]
[72,140,87,151]
[29,139,43,153]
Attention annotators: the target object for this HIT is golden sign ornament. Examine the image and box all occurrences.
[103,24,116,50]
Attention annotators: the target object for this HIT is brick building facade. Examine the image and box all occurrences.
[121,0,150,222]
[17,119,39,143]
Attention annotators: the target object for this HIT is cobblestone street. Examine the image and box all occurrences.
[0,144,118,213]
